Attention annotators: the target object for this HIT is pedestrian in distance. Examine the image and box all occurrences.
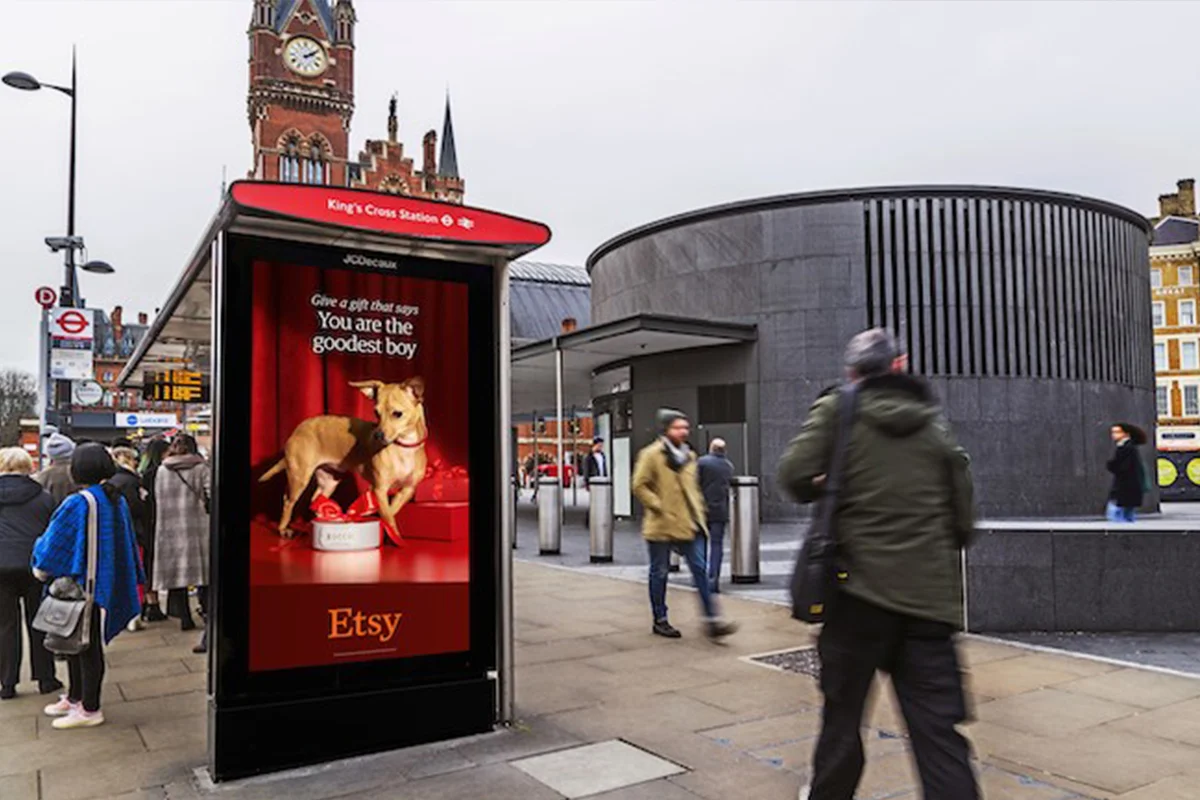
[137,438,170,623]
[632,408,738,641]
[0,448,62,700]
[35,433,79,507]
[109,447,152,631]
[779,328,978,800]
[33,443,144,729]
[697,438,734,594]
[153,435,210,653]
[582,437,607,528]
[1106,423,1147,523]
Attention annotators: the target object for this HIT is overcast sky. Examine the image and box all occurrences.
[0,0,1191,374]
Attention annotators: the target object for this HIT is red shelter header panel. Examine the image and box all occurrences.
[230,182,551,248]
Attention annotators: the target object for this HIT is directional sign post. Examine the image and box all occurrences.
[35,286,57,309]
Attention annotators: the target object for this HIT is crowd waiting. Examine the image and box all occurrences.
[0,432,210,730]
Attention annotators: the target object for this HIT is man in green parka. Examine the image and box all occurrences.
[779,328,978,800]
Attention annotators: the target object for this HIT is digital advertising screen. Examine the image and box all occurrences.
[246,257,472,672]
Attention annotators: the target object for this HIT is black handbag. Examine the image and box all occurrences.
[790,383,858,623]
[33,490,99,655]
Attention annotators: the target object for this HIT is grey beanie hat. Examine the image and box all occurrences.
[44,432,76,461]
[656,408,687,432]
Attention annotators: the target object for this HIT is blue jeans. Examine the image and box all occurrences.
[648,536,717,623]
[1106,501,1137,523]
[708,520,727,590]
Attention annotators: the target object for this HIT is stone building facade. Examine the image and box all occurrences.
[246,0,462,202]
[586,187,1156,519]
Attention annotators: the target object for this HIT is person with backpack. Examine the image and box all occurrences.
[32,444,143,729]
[778,328,977,800]
[153,435,210,652]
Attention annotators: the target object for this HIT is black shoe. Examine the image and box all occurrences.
[143,605,168,623]
[0,686,15,700]
[652,619,682,639]
[192,643,208,654]
[180,618,197,632]
[706,619,739,641]
[38,679,64,696]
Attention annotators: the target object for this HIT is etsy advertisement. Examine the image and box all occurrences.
[249,258,470,672]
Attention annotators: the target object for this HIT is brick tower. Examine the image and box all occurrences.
[247,0,356,185]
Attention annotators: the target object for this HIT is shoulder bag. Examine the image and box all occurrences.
[33,490,99,655]
[790,383,858,623]
[173,467,210,515]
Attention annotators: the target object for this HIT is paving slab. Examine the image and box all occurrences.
[974,688,1141,737]
[1058,668,1200,709]
[512,739,685,798]
[0,772,39,800]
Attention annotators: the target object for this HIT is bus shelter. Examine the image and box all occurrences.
[119,181,550,780]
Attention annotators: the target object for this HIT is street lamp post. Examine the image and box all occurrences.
[4,49,81,307]
[5,50,115,440]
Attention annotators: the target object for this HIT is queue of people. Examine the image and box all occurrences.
[0,431,210,731]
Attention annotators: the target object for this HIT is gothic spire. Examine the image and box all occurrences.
[438,92,459,180]
[387,93,398,144]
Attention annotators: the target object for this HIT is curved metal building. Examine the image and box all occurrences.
[585,186,1155,518]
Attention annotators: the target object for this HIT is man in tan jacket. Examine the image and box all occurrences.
[632,408,737,640]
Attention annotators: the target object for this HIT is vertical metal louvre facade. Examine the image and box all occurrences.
[863,194,1152,386]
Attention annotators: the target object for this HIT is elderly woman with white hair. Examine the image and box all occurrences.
[0,447,61,699]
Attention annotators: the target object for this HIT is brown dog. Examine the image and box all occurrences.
[259,377,428,541]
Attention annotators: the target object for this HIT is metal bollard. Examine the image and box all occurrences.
[537,476,562,555]
[730,476,760,584]
[589,477,614,563]
[511,475,519,550]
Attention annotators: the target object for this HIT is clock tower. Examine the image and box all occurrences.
[247,0,356,185]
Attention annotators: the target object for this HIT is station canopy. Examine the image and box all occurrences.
[119,182,552,389]
[511,314,757,415]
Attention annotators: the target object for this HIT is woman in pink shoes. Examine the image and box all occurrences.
[33,444,143,730]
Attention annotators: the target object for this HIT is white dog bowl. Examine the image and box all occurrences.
[312,520,382,552]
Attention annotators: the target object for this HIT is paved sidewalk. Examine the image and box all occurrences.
[1,561,1200,799]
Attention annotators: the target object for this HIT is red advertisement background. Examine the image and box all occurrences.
[249,259,470,672]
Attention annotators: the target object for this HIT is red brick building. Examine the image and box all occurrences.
[247,0,463,202]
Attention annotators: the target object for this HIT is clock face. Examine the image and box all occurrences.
[284,37,328,77]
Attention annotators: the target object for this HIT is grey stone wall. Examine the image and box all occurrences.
[967,523,1200,632]
[589,189,1155,520]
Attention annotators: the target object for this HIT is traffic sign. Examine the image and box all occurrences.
[71,380,104,406]
[50,308,94,341]
[35,286,57,309]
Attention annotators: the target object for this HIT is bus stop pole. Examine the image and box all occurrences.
[555,346,564,526]
[497,262,515,726]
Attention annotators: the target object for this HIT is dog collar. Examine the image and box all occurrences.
[393,435,427,449]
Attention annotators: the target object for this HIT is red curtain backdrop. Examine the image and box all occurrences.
[249,259,470,518]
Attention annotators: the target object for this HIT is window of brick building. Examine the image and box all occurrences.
[1152,269,1163,289]
[1183,300,1196,327]
[1156,342,1168,371]
[1158,386,1170,416]
[1181,266,1195,286]
[1182,341,1198,370]
[1153,302,1166,328]
[1186,385,1200,417]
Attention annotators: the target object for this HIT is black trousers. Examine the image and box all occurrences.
[0,569,57,689]
[66,605,105,712]
[811,591,978,800]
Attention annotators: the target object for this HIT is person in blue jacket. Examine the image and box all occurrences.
[32,443,143,730]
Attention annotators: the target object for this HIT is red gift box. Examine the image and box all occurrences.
[415,476,470,503]
[415,463,470,504]
[396,502,469,542]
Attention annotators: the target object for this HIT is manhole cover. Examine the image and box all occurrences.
[750,647,821,679]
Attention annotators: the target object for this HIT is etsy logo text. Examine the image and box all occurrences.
[327,608,403,643]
